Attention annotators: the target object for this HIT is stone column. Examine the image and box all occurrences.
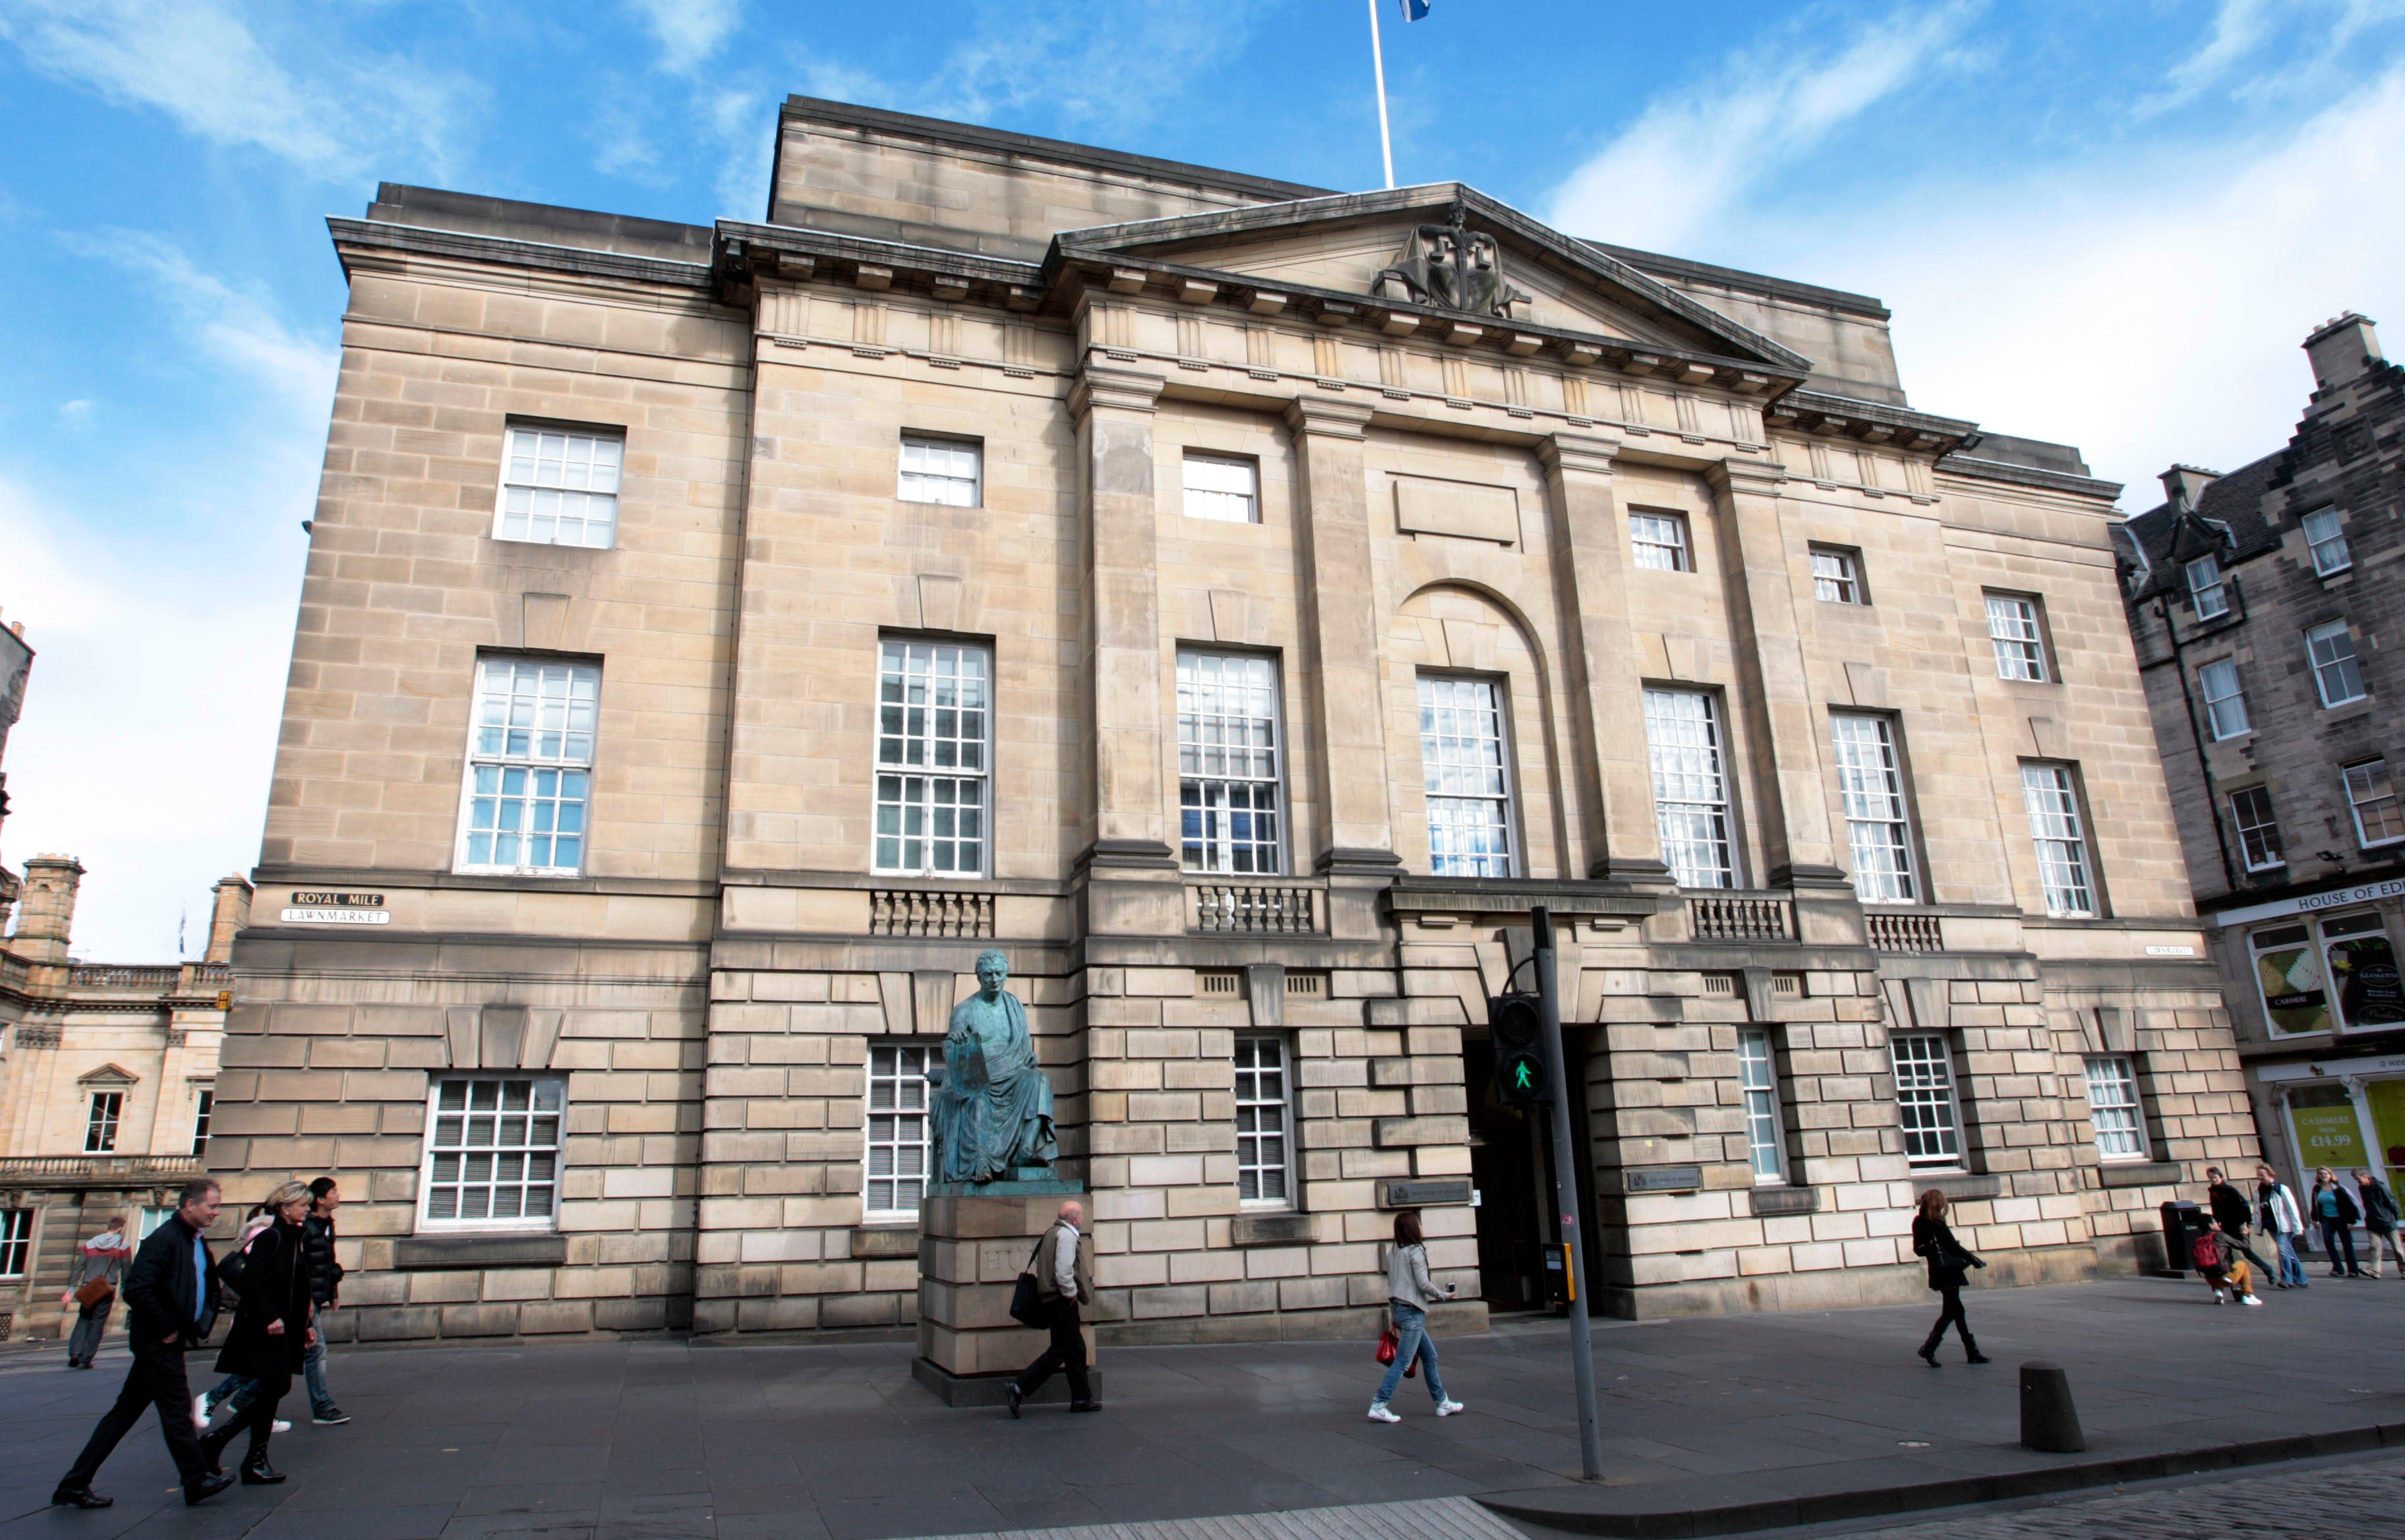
[1072,365,1181,932]
[13,854,82,964]
[1539,432,1667,881]
[1284,396,1398,878]
[1704,458,1838,885]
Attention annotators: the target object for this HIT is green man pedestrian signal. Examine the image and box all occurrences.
[1488,990,1549,1106]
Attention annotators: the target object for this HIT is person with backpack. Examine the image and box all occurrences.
[2353,1168,2402,1278]
[1911,1190,1989,1365]
[2203,1168,2269,1272]
[2257,1165,2308,1288]
[61,1216,131,1369]
[2194,1220,2263,1305]
[1367,1210,1462,1421]
[2311,1167,2366,1278]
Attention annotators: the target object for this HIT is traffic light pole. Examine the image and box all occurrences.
[1531,905,1605,1481]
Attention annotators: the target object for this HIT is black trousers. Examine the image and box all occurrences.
[1013,1297,1090,1404]
[1921,1287,1976,1352]
[59,1337,209,1491]
[205,1369,289,1466]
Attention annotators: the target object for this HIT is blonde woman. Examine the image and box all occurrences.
[198,1183,316,1485]
[1911,1190,1989,1365]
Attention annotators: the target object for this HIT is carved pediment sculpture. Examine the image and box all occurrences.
[1371,197,1532,319]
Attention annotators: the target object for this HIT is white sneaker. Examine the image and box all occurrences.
[270,1419,291,1433]
[1366,1404,1401,1423]
[191,1394,209,1429]
[2242,1295,2264,1306]
[2212,1293,2225,1305]
[1436,1400,1466,1417]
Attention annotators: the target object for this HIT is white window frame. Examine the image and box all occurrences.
[1984,593,2048,682]
[1810,547,1863,604]
[2307,620,2367,708]
[0,1210,29,1278]
[191,1087,214,1157]
[2198,658,2250,740]
[492,425,623,549]
[864,1042,941,1222]
[2186,553,2229,620]
[2083,1056,2146,1162]
[2345,759,2405,848]
[1182,452,1260,523]
[454,657,601,877]
[1630,510,1691,572]
[1177,651,1286,875]
[84,1090,121,1154]
[1830,713,1916,904]
[1644,688,1739,889]
[417,1075,566,1233]
[873,639,992,877]
[1417,674,1516,878]
[2021,761,2096,918]
[1233,1034,1295,1210]
[2303,507,2352,575]
[2229,786,2284,872]
[1738,1028,1786,1185]
[897,434,981,507]
[1891,1033,1963,1168]
[138,1207,173,1239]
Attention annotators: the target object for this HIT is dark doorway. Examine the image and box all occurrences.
[1466,1034,1551,1312]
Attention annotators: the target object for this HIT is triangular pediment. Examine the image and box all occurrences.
[78,1063,138,1087]
[1057,183,1809,372]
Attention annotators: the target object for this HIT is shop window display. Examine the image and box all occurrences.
[2251,924,2332,1036]
[2322,912,2405,1030]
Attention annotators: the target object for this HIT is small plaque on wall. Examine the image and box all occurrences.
[1625,1165,1704,1194]
[1379,1179,1473,1209]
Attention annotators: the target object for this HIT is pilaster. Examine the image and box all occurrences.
[1283,396,1399,876]
[1540,432,1669,882]
[1705,457,1836,881]
[1072,366,1172,868]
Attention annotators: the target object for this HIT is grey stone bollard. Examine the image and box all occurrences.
[2020,1361,2086,1452]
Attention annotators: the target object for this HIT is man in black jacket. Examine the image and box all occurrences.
[53,1178,237,1508]
[2206,1167,2269,1271]
[300,1177,348,1424]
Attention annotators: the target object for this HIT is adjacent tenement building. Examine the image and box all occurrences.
[2118,314,2405,1187]
[212,97,2247,1346]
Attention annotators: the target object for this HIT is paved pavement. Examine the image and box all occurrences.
[1,1273,2401,1539]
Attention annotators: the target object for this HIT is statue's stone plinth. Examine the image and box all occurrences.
[911,1179,1098,1408]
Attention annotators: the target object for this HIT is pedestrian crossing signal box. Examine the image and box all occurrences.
[1488,991,1549,1106]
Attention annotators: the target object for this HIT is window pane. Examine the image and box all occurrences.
[1419,676,1513,877]
[2083,1057,2144,1160]
[1183,454,1259,523]
[458,658,601,874]
[1891,1034,1961,1164]
[496,427,621,548]
[2230,786,2284,871]
[1831,714,1915,904]
[1811,549,1859,604]
[2303,508,2351,574]
[2021,763,2094,918]
[1738,1029,1784,1181]
[872,642,991,876]
[1630,512,1688,571]
[1644,688,1735,888]
[1234,1036,1293,1207]
[864,1044,943,1217]
[1985,595,2046,682]
[2308,622,2366,707]
[899,436,981,506]
[2199,659,2249,739]
[2346,760,2405,846]
[1179,652,1284,874]
[2187,554,2228,619]
[425,1076,566,1228]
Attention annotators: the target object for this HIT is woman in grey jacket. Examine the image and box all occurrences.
[1367,1212,1464,1422]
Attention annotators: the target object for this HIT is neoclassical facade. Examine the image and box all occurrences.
[213,98,2247,1345]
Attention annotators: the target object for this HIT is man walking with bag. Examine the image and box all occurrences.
[61,1215,130,1369]
[1005,1199,1097,1417]
[51,1178,236,1509]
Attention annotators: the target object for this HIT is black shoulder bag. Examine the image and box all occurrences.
[1009,1231,1048,1326]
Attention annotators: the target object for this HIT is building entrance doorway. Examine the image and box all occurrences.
[1466,1034,1552,1312]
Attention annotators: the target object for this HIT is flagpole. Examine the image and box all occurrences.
[1367,0,1395,190]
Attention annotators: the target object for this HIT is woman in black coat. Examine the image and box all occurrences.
[1912,1189,1990,1366]
[200,1183,316,1483]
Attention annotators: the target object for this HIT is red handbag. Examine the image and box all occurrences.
[1374,1324,1419,1377]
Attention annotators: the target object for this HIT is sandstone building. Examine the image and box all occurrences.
[2117,314,2405,1191]
[212,98,2248,1346]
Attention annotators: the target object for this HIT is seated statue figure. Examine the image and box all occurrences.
[928,949,1057,1183]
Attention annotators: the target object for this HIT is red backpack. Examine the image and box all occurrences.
[2191,1231,2226,1270]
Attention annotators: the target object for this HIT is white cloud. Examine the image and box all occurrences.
[57,398,92,423]
[59,232,338,410]
[623,0,742,75]
[703,88,775,221]
[2139,0,2281,117]
[1546,2,1982,252]
[1698,68,2405,498]
[0,0,475,179]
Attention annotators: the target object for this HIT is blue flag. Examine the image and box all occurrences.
[1401,0,1430,18]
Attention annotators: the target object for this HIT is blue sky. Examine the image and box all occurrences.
[2,0,2402,958]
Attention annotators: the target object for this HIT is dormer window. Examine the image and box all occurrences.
[2185,554,2228,620]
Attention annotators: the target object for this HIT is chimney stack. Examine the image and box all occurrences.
[12,854,84,964]
[2158,464,2222,514]
[205,874,253,963]
[2304,312,2383,392]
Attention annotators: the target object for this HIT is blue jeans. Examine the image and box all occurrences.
[2320,1220,2361,1274]
[2274,1231,2308,1287]
[1373,1302,1448,1406]
[210,1340,333,1418]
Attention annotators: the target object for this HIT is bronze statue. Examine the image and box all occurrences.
[929,949,1057,1183]
[1373,197,1530,318]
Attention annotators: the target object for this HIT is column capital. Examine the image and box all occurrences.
[1538,432,1624,479]
[1283,395,1375,440]
[1070,365,1165,419]
[1706,456,1790,500]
